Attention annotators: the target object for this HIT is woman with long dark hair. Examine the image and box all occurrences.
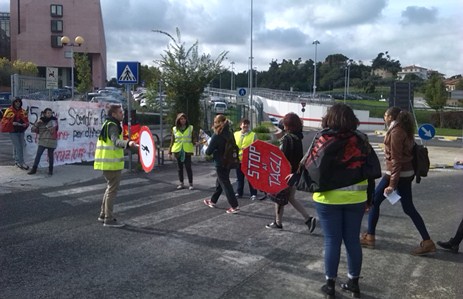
[361,107,436,256]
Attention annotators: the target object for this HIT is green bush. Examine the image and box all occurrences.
[256,132,271,140]
[253,125,270,133]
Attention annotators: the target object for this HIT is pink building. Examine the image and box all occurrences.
[10,0,106,90]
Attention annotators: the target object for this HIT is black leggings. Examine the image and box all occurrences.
[176,153,193,184]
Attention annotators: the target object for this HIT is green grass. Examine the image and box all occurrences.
[435,128,463,137]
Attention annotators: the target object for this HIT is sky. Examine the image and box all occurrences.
[1,0,462,80]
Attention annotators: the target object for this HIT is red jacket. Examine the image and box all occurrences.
[0,105,30,133]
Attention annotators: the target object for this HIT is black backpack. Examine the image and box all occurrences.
[222,134,240,169]
[296,129,382,192]
[412,143,430,183]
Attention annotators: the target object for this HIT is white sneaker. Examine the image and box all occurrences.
[189,185,194,190]
[176,184,184,190]
[250,195,257,200]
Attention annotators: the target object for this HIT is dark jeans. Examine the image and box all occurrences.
[316,202,365,279]
[367,175,430,240]
[32,145,55,169]
[175,153,193,184]
[235,165,256,196]
[211,166,239,208]
[451,218,463,245]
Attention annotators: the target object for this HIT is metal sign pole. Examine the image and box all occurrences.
[126,84,132,171]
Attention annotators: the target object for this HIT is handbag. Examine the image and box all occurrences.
[268,187,291,206]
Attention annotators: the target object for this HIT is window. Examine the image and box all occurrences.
[50,5,63,17]
[51,20,63,32]
[51,35,63,48]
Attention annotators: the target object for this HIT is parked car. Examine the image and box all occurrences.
[268,116,279,126]
[0,92,11,119]
[213,102,227,114]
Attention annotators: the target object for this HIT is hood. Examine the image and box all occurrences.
[175,113,189,127]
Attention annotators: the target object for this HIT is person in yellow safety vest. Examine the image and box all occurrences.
[94,104,138,228]
[308,103,375,299]
[233,119,258,200]
[168,113,196,190]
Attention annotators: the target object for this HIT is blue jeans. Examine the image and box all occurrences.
[32,145,55,169]
[367,175,430,240]
[235,165,257,197]
[9,132,25,164]
[211,166,239,209]
[316,202,365,279]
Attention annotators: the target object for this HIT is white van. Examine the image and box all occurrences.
[213,102,227,114]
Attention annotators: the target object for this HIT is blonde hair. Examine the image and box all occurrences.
[213,114,227,134]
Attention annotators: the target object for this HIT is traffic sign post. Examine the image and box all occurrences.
[236,87,248,105]
[418,123,435,141]
[46,67,58,90]
[117,61,140,171]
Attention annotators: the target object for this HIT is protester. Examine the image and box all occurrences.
[361,107,436,256]
[168,113,195,190]
[0,97,30,170]
[94,104,138,228]
[234,118,258,200]
[203,114,240,214]
[27,108,58,175]
[437,218,462,253]
[300,104,374,298]
[266,112,316,231]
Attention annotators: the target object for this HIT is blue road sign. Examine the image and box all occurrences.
[418,123,435,140]
[237,88,247,97]
[117,61,139,84]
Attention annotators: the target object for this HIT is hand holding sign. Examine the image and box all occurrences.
[241,140,292,194]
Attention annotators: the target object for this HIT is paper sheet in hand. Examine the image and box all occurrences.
[384,190,401,205]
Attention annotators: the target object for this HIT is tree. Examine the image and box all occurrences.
[424,73,447,127]
[371,51,401,76]
[153,28,227,131]
[0,58,38,88]
[455,79,463,90]
[74,53,93,94]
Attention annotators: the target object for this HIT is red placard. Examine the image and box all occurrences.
[241,140,291,194]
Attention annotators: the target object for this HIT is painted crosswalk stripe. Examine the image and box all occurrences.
[43,178,149,197]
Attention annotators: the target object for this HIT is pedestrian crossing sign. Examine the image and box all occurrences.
[117,61,139,84]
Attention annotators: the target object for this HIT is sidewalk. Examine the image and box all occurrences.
[1,145,461,195]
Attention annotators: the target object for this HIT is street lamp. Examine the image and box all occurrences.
[312,40,320,98]
[61,35,84,99]
[230,61,235,90]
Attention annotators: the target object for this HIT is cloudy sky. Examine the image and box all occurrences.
[1,0,462,80]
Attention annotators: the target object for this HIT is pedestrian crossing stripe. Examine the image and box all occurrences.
[118,65,137,82]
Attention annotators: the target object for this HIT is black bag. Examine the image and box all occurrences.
[222,134,240,169]
[268,187,291,206]
[295,129,381,192]
[412,143,430,184]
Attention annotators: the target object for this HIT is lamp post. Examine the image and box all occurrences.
[61,35,84,99]
[230,61,235,90]
[312,40,320,98]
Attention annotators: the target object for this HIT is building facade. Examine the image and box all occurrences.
[397,65,429,80]
[10,0,106,91]
[0,12,10,60]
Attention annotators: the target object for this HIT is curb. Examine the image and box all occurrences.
[374,130,462,141]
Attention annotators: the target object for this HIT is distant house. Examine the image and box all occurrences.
[397,65,429,80]
[371,68,394,79]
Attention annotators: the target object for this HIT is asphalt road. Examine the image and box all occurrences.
[1,161,462,299]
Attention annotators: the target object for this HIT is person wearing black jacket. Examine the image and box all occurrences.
[266,112,316,231]
[203,114,240,214]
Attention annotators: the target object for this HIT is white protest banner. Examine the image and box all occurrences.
[22,99,111,167]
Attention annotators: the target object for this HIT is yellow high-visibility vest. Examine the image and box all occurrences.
[313,180,368,205]
[234,131,256,161]
[171,125,194,153]
[94,121,125,171]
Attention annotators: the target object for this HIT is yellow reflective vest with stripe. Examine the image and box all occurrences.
[171,125,194,153]
[234,131,256,161]
[94,121,125,171]
[313,179,368,204]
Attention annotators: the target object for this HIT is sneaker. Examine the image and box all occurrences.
[21,164,29,170]
[103,219,125,228]
[189,185,194,190]
[266,222,283,229]
[15,163,24,169]
[203,199,216,208]
[437,238,459,253]
[250,195,257,201]
[97,215,105,222]
[176,184,185,190]
[411,239,436,256]
[305,217,317,233]
[226,206,240,214]
[235,193,242,198]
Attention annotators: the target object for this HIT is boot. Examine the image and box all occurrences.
[48,166,53,176]
[27,167,37,175]
[360,233,375,249]
[321,279,336,299]
[340,277,360,298]
[437,238,459,253]
[411,239,436,256]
